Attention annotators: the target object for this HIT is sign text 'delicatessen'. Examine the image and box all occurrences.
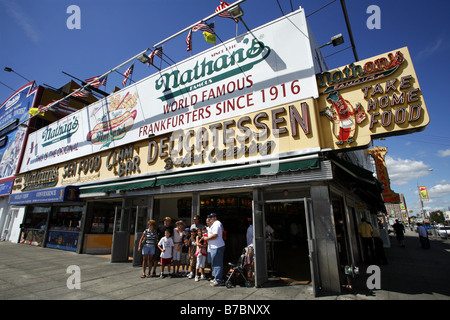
[19,9,318,174]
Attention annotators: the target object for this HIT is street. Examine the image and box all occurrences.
[0,229,449,301]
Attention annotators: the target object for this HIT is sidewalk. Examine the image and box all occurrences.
[348,229,450,300]
[0,230,449,300]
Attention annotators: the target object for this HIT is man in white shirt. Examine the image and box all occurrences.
[205,213,225,286]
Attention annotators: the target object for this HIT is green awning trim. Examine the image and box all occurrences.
[331,156,379,185]
[155,158,319,186]
[79,158,319,195]
[79,178,156,195]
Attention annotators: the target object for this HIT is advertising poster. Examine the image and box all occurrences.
[20,9,319,173]
[0,81,38,195]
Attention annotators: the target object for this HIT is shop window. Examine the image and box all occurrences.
[86,202,119,234]
[46,206,83,251]
[20,206,51,246]
[153,197,192,226]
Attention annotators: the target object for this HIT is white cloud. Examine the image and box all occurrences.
[385,156,430,186]
[2,0,40,43]
[416,38,443,61]
[438,149,450,158]
[429,184,450,198]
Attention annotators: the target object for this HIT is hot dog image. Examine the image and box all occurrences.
[87,91,139,146]
[87,109,137,144]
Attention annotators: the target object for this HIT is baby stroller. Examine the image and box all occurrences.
[225,245,254,288]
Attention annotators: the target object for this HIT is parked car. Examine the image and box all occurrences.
[437,226,450,239]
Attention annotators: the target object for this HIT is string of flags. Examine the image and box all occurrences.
[29,1,240,117]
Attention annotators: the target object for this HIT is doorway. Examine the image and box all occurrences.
[264,201,311,283]
[111,200,148,263]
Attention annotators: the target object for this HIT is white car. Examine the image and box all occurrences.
[437,226,450,239]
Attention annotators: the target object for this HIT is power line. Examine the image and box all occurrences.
[275,0,285,16]
[306,0,337,17]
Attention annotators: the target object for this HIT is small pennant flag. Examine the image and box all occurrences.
[147,47,163,66]
[29,107,40,116]
[216,1,239,23]
[85,76,107,88]
[122,64,134,87]
[203,31,216,44]
[187,23,215,51]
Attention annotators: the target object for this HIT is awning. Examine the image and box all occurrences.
[330,155,386,213]
[79,177,156,196]
[155,158,320,186]
[9,186,79,205]
[78,157,319,196]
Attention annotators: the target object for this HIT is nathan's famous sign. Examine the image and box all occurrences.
[316,47,429,150]
[20,8,319,173]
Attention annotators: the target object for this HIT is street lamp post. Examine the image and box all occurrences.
[4,67,31,83]
[417,169,434,233]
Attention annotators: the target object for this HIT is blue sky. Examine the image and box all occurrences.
[1,0,449,216]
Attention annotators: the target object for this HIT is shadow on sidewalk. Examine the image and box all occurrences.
[349,233,450,298]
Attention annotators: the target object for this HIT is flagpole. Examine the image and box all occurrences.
[152,0,247,48]
[39,48,150,114]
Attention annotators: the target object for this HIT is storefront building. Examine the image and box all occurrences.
[8,8,429,295]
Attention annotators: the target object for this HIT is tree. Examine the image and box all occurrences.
[430,211,445,225]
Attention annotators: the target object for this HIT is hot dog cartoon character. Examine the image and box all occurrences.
[320,91,366,145]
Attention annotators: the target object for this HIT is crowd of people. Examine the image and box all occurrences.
[137,213,226,286]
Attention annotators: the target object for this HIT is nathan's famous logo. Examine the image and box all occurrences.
[87,92,138,147]
[317,51,405,94]
[318,50,424,146]
[155,37,270,102]
[42,116,79,147]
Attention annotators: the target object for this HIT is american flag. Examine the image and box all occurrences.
[192,22,215,34]
[186,29,193,52]
[72,88,89,98]
[85,75,107,88]
[122,64,134,87]
[51,99,78,116]
[147,47,163,66]
[215,1,239,23]
[187,23,215,52]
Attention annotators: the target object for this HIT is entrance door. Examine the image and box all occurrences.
[132,206,148,266]
[111,204,148,263]
[111,206,130,262]
[263,198,312,284]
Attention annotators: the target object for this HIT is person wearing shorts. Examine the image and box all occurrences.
[138,220,158,278]
[195,228,207,281]
[187,228,197,279]
[158,229,174,278]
